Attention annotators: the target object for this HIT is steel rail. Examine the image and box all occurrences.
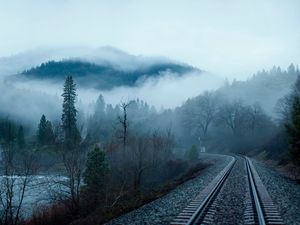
[245,157,266,225]
[184,157,236,225]
[172,155,283,225]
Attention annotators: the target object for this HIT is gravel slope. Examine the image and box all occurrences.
[253,160,300,225]
[105,154,231,225]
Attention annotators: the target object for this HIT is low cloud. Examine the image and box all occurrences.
[1,71,223,127]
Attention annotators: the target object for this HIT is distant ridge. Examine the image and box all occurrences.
[20,59,200,89]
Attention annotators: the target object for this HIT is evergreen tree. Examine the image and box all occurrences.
[37,115,47,145]
[288,63,296,75]
[83,146,107,199]
[37,115,54,146]
[61,76,81,148]
[60,77,82,213]
[293,76,300,96]
[185,144,199,161]
[87,94,108,141]
[286,96,300,166]
[94,94,105,118]
[45,120,55,144]
[1,119,17,166]
[3,120,17,146]
[17,125,25,149]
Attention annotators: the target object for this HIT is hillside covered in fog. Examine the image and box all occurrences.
[20,59,199,90]
[1,1,300,225]
[0,46,199,77]
[0,46,299,129]
[218,64,300,116]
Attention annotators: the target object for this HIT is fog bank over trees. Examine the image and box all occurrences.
[1,63,298,129]
[1,62,300,224]
[1,1,300,223]
[0,72,221,127]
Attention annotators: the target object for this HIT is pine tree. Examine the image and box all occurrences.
[37,115,54,146]
[94,94,105,118]
[286,96,300,166]
[3,119,17,146]
[83,146,107,195]
[37,115,47,145]
[45,120,55,144]
[2,119,17,166]
[17,125,25,149]
[88,94,108,141]
[60,76,82,213]
[61,76,81,149]
[288,63,296,75]
[185,144,199,161]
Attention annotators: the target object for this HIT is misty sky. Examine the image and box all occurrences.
[0,0,299,79]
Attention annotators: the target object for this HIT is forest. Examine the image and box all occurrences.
[1,1,300,224]
[1,63,300,225]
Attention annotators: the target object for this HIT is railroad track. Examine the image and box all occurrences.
[244,157,283,225]
[170,156,284,225]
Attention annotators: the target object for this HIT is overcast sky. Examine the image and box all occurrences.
[0,0,299,79]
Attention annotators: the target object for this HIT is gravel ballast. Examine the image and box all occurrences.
[253,160,300,225]
[210,156,247,225]
[105,154,231,225]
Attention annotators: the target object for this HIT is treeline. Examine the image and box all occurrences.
[46,64,299,161]
[218,63,300,115]
[176,93,275,154]
[0,118,25,151]
[273,75,300,165]
[1,75,199,225]
[1,64,300,224]
[177,65,300,164]
[29,77,201,225]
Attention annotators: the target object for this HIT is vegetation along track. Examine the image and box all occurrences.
[170,156,284,225]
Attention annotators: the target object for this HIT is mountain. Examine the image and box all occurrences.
[19,59,200,90]
[3,46,201,90]
[0,46,95,76]
[0,46,198,76]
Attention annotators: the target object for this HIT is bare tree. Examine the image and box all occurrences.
[130,136,151,190]
[127,129,174,190]
[247,103,272,133]
[0,148,37,225]
[276,94,293,122]
[151,128,174,167]
[117,101,131,153]
[182,91,220,147]
[62,148,84,214]
[218,100,249,136]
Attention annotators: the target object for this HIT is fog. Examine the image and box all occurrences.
[1,71,223,126]
[0,0,299,79]
[2,60,297,128]
[102,72,222,109]
[1,1,300,224]
[0,79,60,126]
[0,46,174,76]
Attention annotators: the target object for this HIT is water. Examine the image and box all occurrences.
[0,175,68,219]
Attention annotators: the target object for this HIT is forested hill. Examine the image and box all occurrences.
[217,64,300,116]
[20,60,200,89]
